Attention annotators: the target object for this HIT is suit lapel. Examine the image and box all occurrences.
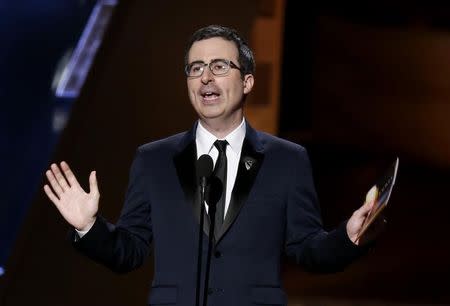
[215,124,264,243]
[173,122,265,242]
[173,124,211,237]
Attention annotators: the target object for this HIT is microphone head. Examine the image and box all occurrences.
[196,154,214,179]
[206,176,223,208]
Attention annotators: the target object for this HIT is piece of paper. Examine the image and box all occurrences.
[357,157,399,240]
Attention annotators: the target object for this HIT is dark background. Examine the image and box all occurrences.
[1,1,449,305]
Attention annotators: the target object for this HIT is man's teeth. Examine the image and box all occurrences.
[203,92,218,97]
[203,93,219,100]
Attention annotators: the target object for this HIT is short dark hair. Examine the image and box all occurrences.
[184,25,255,77]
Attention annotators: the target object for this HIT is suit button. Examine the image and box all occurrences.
[214,251,222,258]
[207,288,214,295]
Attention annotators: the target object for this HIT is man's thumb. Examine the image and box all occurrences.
[89,171,99,195]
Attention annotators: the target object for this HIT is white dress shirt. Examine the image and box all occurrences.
[196,118,246,219]
[77,118,246,238]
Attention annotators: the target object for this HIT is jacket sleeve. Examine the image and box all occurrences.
[284,147,368,273]
[71,148,153,273]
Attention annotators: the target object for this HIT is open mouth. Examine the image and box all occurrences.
[200,87,221,103]
[202,92,220,101]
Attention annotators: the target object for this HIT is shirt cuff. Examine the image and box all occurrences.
[75,220,96,239]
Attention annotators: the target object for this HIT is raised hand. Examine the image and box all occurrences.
[43,161,99,232]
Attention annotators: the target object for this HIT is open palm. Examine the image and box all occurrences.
[44,161,99,231]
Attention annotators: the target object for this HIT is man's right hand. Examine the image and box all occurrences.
[43,161,99,232]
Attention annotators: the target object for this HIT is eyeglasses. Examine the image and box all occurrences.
[185,59,241,77]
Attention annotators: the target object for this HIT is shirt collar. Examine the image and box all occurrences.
[196,118,246,156]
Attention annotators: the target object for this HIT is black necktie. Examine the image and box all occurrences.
[213,140,227,231]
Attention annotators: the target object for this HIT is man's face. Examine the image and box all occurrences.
[186,37,253,125]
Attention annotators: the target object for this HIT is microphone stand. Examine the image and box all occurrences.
[195,177,207,306]
[202,202,216,306]
[195,155,214,306]
[201,176,222,306]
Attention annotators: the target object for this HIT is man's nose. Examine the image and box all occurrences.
[201,67,214,84]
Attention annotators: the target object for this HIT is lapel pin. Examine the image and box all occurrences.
[244,157,255,170]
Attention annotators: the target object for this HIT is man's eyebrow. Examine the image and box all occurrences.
[188,60,205,65]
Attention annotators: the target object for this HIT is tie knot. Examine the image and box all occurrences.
[214,140,228,153]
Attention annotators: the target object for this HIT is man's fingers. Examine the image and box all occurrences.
[43,184,60,205]
[51,163,70,191]
[89,171,99,196]
[46,169,64,196]
[60,161,80,187]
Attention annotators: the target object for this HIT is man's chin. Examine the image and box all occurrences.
[199,113,224,121]
[198,108,225,120]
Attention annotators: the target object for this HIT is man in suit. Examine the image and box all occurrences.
[44,25,379,306]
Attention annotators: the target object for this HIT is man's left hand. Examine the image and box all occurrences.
[346,199,386,246]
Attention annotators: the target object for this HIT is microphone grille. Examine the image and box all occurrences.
[196,154,213,178]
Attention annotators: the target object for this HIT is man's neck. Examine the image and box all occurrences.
[199,116,244,139]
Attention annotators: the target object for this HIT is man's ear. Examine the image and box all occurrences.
[243,74,254,94]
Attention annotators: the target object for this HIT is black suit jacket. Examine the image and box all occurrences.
[73,122,365,306]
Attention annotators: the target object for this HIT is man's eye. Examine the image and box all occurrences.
[213,64,226,70]
[191,65,202,72]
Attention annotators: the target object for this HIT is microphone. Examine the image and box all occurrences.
[196,154,213,191]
